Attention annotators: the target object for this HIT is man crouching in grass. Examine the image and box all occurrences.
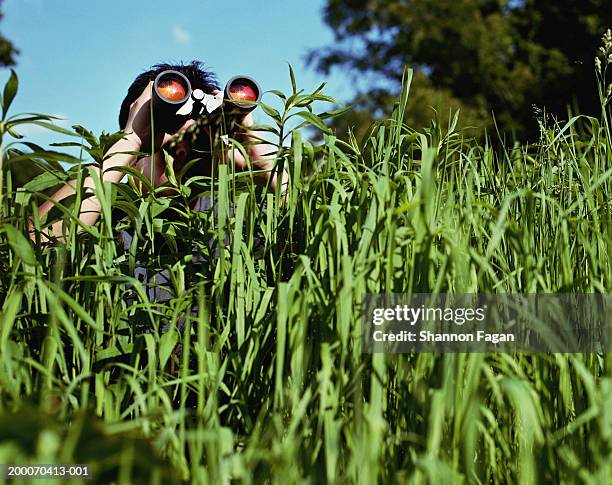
[31,61,286,241]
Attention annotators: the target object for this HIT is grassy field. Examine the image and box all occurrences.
[0,51,610,484]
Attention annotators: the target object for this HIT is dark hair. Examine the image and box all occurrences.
[118,61,219,129]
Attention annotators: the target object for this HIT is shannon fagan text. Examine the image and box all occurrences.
[372,330,515,344]
[372,305,487,326]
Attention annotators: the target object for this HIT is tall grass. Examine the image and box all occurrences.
[0,48,611,483]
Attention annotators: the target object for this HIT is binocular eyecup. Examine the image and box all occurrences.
[151,70,261,131]
[223,75,261,110]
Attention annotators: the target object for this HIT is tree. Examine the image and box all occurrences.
[0,0,17,67]
[308,0,612,139]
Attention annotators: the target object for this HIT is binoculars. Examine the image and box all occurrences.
[151,70,261,131]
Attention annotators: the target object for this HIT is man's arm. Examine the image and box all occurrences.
[227,112,288,193]
[31,133,141,241]
[30,81,190,241]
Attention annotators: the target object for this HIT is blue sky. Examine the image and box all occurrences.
[0,0,352,147]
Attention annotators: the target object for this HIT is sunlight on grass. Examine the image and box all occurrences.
[0,49,610,483]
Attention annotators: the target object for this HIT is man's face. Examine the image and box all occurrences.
[162,135,214,179]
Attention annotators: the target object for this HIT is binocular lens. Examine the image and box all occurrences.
[228,82,258,102]
[157,78,188,101]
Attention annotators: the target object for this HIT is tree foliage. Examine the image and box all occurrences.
[0,0,17,67]
[309,0,612,139]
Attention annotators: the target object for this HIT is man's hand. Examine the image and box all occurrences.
[124,81,194,152]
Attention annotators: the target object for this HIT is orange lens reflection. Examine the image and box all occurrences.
[158,79,187,101]
[229,83,257,102]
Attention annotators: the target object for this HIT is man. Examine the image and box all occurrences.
[33,61,284,239]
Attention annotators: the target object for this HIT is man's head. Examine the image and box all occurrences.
[118,61,219,130]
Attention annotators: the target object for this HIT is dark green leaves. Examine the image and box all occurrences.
[1,223,36,265]
[2,69,18,120]
[293,110,332,133]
